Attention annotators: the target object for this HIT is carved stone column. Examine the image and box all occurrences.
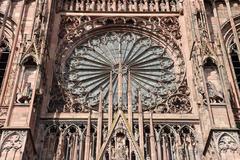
[84,112,91,160]
[149,112,157,160]
[79,133,84,160]
[155,130,162,160]
[128,71,132,129]
[108,71,113,128]
[108,71,113,159]
[96,89,103,153]
[138,90,145,158]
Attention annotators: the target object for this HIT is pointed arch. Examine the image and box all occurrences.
[0,131,25,160]
[40,125,61,160]
[0,12,16,45]
[221,14,240,96]
[203,57,225,103]
[217,132,238,154]
[97,110,144,160]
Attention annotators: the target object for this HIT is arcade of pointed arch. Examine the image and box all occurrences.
[56,0,184,13]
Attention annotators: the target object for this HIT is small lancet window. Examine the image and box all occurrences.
[230,42,240,90]
[203,58,224,103]
[0,40,10,91]
[16,56,37,104]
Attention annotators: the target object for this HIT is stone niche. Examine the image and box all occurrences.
[16,56,37,104]
[10,57,37,126]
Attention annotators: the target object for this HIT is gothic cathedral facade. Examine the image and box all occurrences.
[1,0,240,159]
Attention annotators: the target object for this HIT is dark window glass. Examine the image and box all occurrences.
[230,42,240,89]
[0,40,10,89]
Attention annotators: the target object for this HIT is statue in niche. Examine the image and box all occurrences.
[149,0,155,11]
[133,0,138,11]
[90,0,96,11]
[103,125,108,141]
[16,57,36,104]
[101,0,107,11]
[170,0,177,11]
[112,134,129,160]
[123,0,127,11]
[16,82,32,104]
[204,64,224,103]
[206,82,224,103]
[160,0,167,11]
[154,0,159,11]
[107,0,112,11]
[139,1,144,11]
[79,0,84,11]
[117,0,123,11]
[86,0,91,11]
[112,0,117,11]
[143,0,148,11]
[97,0,102,11]
[128,0,133,11]
[134,125,139,141]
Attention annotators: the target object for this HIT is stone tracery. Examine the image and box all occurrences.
[47,14,193,113]
[0,131,27,159]
[60,31,184,110]
[57,16,182,58]
[49,26,191,113]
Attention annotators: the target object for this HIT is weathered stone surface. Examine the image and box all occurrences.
[0,0,240,159]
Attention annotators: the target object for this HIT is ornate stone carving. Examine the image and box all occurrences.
[204,131,240,159]
[193,1,210,41]
[15,57,37,104]
[102,116,142,160]
[154,124,199,160]
[57,0,184,13]
[204,59,224,104]
[218,134,238,153]
[50,15,187,113]
[0,131,27,159]
[39,123,93,160]
[16,82,32,104]
[57,16,182,60]
[48,75,89,112]
[112,133,129,160]
[34,0,44,38]
[0,107,8,117]
[167,94,191,113]
[153,80,191,113]
[0,120,5,127]
[158,16,181,39]
[54,30,186,113]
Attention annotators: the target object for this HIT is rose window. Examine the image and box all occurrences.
[61,31,185,110]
